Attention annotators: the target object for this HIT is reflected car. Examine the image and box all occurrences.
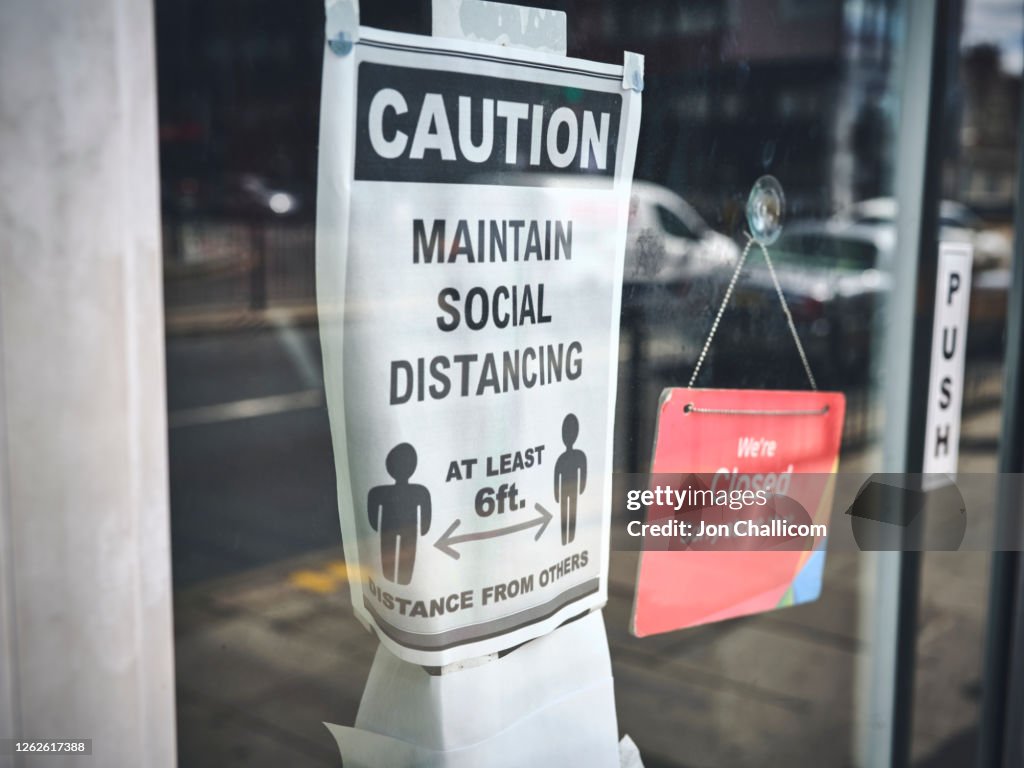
[840,197,1010,356]
[625,181,739,285]
[163,173,306,218]
[715,213,1007,390]
[840,197,1011,269]
[214,173,304,217]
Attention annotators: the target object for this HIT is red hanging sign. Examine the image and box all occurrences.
[631,388,845,637]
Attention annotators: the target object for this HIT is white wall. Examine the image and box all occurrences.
[0,1,176,765]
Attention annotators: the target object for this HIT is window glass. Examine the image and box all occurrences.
[156,1,1021,765]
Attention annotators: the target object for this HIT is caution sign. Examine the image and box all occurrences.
[632,388,845,637]
[316,26,642,665]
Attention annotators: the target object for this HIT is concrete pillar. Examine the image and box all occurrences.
[0,1,176,766]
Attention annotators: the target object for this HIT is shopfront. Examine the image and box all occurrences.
[154,1,1024,766]
[3,0,1024,766]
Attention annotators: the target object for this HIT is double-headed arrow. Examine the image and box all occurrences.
[434,503,553,560]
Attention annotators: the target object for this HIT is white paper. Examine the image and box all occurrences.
[619,735,646,768]
[316,25,642,665]
[431,0,568,55]
[325,611,620,767]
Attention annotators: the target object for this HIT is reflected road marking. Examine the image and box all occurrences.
[168,388,325,429]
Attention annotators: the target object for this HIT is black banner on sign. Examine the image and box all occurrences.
[354,63,622,187]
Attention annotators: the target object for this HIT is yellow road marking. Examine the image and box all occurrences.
[287,560,371,595]
[288,569,337,594]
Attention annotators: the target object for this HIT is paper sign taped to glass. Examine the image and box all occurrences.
[631,388,846,637]
[316,24,642,665]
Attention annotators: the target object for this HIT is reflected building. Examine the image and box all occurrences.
[957,43,1021,218]
[573,0,900,229]
[156,0,902,232]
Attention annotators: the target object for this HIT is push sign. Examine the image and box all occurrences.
[922,242,972,475]
[316,26,641,665]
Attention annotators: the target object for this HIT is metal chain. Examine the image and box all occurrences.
[683,404,829,416]
[757,239,818,390]
[687,236,753,387]
[687,233,819,390]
